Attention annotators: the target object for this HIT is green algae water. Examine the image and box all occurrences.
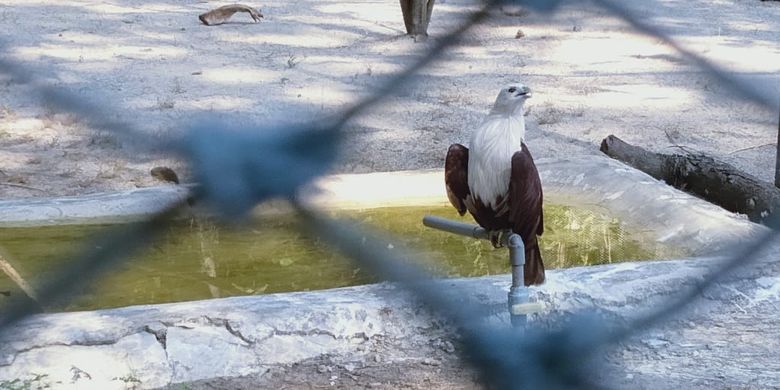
[0,205,684,312]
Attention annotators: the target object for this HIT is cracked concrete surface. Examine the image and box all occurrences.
[2,253,780,389]
[0,281,443,389]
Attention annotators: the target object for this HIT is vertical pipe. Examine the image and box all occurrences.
[507,234,527,327]
[507,234,525,287]
[421,216,540,327]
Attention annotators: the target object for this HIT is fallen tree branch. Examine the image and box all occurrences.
[728,142,774,155]
[0,253,40,304]
[199,4,263,26]
[600,134,780,226]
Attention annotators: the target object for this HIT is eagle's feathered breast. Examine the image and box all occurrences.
[467,114,525,209]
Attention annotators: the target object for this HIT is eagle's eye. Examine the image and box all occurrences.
[507,87,517,93]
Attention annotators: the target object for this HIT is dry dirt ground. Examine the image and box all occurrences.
[0,0,778,199]
[0,0,779,388]
[158,338,485,390]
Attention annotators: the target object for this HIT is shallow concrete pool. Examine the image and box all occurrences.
[0,204,685,312]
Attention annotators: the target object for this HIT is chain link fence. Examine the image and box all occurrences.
[0,0,779,388]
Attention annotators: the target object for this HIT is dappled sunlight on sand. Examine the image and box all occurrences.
[0,0,778,199]
[302,55,404,78]
[552,35,678,72]
[0,0,190,13]
[13,43,187,62]
[200,67,280,85]
[83,2,190,14]
[315,1,403,24]
[217,27,363,48]
[587,84,697,110]
[173,96,259,111]
[677,35,780,73]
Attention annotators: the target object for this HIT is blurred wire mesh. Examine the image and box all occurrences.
[0,0,778,388]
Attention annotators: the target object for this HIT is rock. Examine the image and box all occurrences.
[342,363,357,372]
[642,338,670,349]
[421,358,440,366]
[150,166,179,184]
[441,341,455,354]
[7,175,27,184]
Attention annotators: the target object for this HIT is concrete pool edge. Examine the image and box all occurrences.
[1,153,778,388]
[0,154,767,256]
[2,253,779,389]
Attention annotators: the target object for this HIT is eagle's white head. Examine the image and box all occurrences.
[490,83,531,116]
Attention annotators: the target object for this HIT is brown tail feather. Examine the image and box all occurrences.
[524,242,545,286]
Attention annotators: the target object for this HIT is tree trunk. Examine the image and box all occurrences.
[399,0,436,37]
[774,109,780,188]
[600,134,780,226]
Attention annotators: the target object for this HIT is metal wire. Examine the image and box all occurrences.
[1,0,779,388]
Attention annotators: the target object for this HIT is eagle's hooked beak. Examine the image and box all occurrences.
[516,86,531,98]
[508,86,531,98]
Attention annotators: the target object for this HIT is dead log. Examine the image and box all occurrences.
[199,4,263,26]
[399,0,436,37]
[600,134,780,226]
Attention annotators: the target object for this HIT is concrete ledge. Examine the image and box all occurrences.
[1,253,779,389]
[0,186,190,227]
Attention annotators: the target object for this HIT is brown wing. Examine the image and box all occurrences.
[445,144,470,216]
[510,143,545,285]
[509,143,544,240]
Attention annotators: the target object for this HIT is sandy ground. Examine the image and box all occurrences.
[0,0,779,388]
[0,0,778,199]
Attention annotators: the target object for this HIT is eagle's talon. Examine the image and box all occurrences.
[489,231,506,248]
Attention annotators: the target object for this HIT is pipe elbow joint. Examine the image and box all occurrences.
[507,233,524,250]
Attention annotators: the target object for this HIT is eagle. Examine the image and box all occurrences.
[445,83,545,286]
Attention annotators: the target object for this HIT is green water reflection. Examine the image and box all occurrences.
[0,205,683,311]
